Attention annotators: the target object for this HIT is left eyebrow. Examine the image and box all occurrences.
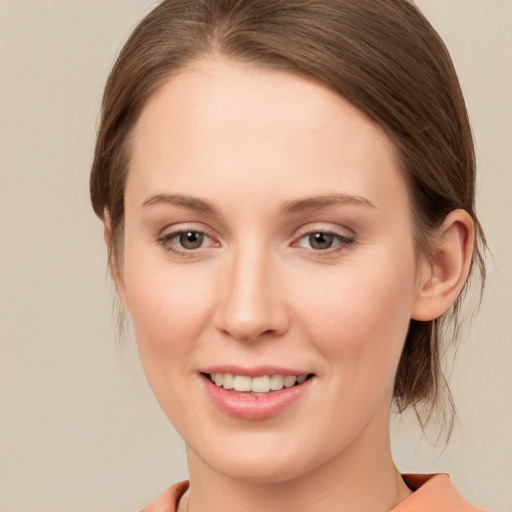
[141,193,218,214]
[280,193,375,215]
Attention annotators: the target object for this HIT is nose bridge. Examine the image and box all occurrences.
[215,240,287,342]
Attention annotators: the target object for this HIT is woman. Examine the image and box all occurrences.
[90,1,487,510]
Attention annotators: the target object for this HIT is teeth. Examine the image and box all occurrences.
[270,375,284,390]
[210,373,309,392]
[222,373,234,389]
[251,376,270,393]
[233,375,252,391]
[283,375,297,388]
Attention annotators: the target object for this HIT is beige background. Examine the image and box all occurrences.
[0,1,511,511]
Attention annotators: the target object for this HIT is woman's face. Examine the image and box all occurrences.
[117,58,426,482]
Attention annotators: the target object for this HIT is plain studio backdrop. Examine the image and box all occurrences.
[0,1,510,511]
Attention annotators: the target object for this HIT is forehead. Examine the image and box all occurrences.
[127,56,407,212]
[133,56,391,149]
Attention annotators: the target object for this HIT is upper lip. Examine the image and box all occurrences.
[200,365,312,378]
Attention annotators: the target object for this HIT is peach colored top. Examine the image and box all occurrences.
[140,474,487,512]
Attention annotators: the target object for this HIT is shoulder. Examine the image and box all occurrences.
[139,481,189,512]
[393,474,487,512]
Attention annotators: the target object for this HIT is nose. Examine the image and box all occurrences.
[214,246,290,343]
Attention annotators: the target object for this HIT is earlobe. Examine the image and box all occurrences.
[411,209,474,321]
[102,210,129,312]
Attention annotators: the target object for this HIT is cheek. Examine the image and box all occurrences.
[121,253,219,428]
[294,251,417,383]
[122,242,215,365]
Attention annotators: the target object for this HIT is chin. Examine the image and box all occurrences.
[186,429,342,485]
[209,454,318,484]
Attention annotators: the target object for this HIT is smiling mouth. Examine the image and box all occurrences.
[203,372,314,394]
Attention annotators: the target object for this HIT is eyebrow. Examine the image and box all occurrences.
[142,193,218,214]
[141,192,375,216]
[280,193,375,214]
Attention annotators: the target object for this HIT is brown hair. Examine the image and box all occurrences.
[90,0,486,430]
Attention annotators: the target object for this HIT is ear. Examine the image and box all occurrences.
[102,210,129,311]
[411,209,474,321]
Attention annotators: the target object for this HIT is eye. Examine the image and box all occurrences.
[177,231,206,250]
[307,232,336,250]
[294,230,355,253]
[157,229,216,254]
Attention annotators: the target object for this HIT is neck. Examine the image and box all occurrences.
[185,408,411,512]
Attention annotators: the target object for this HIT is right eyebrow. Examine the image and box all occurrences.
[141,193,218,214]
[280,193,375,215]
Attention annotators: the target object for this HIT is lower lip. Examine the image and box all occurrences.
[202,375,313,420]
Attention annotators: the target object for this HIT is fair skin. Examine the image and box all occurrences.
[105,57,473,512]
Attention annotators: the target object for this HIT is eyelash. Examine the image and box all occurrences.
[293,231,356,257]
[156,229,356,257]
[156,229,217,256]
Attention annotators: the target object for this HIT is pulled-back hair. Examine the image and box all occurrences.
[90,0,486,431]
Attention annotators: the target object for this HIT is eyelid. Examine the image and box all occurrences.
[292,222,355,241]
[156,224,220,255]
[295,232,354,250]
[291,224,356,254]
